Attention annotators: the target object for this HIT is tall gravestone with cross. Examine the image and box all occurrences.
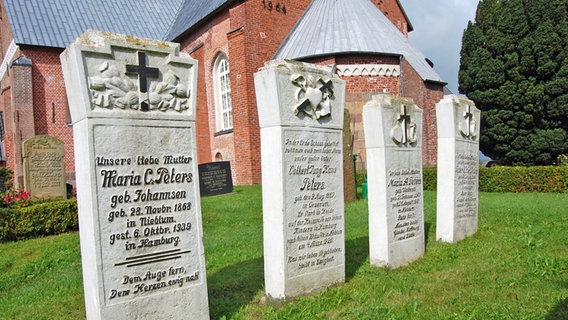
[61,30,209,319]
[363,94,425,268]
[436,95,481,243]
[254,59,346,300]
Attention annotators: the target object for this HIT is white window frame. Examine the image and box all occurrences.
[213,54,233,132]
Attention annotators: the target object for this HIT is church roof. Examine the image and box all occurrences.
[273,0,444,84]
[165,0,234,41]
[2,0,233,48]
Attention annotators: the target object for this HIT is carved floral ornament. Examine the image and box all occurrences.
[88,56,190,113]
[290,74,334,119]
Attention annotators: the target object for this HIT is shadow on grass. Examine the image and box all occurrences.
[545,281,568,320]
[208,237,371,318]
[207,257,264,319]
[345,236,369,280]
[424,221,432,245]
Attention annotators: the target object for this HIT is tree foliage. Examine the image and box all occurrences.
[459,0,568,165]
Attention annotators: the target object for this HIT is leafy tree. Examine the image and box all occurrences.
[459,0,568,165]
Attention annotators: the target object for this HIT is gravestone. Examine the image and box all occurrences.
[363,94,424,268]
[254,59,346,300]
[198,161,233,196]
[61,30,209,319]
[436,95,480,243]
[343,109,356,203]
[22,135,66,199]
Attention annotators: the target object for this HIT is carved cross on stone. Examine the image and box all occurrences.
[399,105,411,144]
[291,75,334,119]
[391,104,417,146]
[126,52,159,111]
[318,78,333,96]
[460,104,476,140]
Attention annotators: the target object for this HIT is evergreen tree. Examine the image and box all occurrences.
[459,0,568,165]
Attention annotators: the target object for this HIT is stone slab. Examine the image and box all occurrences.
[198,161,233,197]
[343,109,356,203]
[363,94,425,268]
[22,135,66,199]
[436,95,480,243]
[61,30,209,320]
[255,59,346,300]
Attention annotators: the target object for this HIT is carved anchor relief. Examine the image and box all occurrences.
[391,104,418,147]
[89,51,190,112]
[459,104,477,140]
[291,74,334,119]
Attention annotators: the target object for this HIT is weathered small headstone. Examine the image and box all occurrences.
[436,95,480,243]
[254,59,346,300]
[61,30,209,319]
[198,161,233,197]
[343,109,356,203]
[363,94,425,268]
[22,135,66,199]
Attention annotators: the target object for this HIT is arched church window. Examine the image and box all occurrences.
[213,54,233,132]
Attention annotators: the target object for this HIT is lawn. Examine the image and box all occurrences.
[0,186,566,319]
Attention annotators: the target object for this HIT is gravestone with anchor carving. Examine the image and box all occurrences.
[436,95,481,243]
[61,30,209,320]
[363,94,425,269]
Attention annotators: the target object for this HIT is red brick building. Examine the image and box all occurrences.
[0,0,444,187]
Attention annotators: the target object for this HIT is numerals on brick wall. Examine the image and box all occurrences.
[262,0,286,14]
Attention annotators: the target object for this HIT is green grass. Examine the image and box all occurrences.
[1,186,566,319]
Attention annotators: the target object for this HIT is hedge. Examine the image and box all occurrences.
[0,199,78,242]
[478,166,568,193]
[357,166,568,193]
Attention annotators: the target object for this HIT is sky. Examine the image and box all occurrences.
[398,0,480,94]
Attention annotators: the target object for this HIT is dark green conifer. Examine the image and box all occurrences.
[459,0,568,165]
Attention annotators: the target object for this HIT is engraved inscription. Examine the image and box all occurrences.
[94,126,202,304]
[284,130,343,276]
[23,136,66,199]
[455,152,478,219]
[387,168,423,242]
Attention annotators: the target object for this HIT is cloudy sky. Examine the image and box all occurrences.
[398,0,480,94]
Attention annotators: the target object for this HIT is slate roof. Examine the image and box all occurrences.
[273,0,444,83]
[3,0,439,83]
[2,0,232,48]
[165,0,234,41]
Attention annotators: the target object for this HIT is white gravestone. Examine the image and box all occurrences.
[363,94,425,268]
[436,95,481,243]
[61,30,209,319]
[254,60,346,300]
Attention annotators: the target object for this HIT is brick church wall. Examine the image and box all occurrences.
[21,47,75,179]
[178,10,236,180]
[402,59,444,166]
[0,2,15,173]
[0,0,442,188]
[304,53,443,168]
[375,0,410,36]
[177,0,312,184]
